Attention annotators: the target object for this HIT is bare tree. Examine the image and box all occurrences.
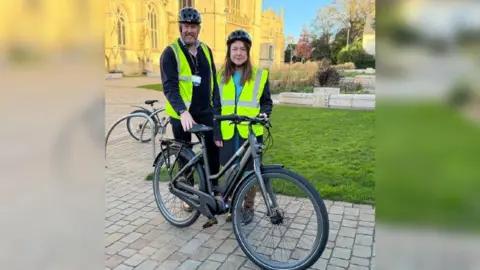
[310,5,338,43]
[330,0,375,45]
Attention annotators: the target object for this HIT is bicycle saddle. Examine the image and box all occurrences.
[145,100,158,105]
[188,124,213,134]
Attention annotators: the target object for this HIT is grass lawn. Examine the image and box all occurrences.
[138,84,163,91]
[146,105,376,205]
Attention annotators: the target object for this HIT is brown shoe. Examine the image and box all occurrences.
[182,202,193,212]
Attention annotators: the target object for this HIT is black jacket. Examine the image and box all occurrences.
[212,70,273,141]
[160,38,219,116]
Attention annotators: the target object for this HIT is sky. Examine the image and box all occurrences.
[262,0,331,42]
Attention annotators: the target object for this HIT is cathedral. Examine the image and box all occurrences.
[105,0,286,75]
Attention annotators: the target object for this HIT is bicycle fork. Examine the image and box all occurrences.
[253,154,278,217]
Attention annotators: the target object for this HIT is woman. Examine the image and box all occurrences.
[213,29,273,224]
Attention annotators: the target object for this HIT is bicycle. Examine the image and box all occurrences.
[126,99,170,142]
[151,114,329,270]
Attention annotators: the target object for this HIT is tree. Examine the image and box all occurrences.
[330,28,348,64]
[310,34,331,61]
[310,5,338,44]
[284,35,297,63]
[296,26,313,62]
[284,44,297,63]
[330,0,375,44]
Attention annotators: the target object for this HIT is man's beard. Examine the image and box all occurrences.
[182,33,197,44]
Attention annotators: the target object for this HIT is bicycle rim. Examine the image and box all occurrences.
[231,169,329,270]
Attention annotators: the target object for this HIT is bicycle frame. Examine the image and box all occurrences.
[163,121,278,217]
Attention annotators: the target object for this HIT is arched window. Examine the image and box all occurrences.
[116,7,126,46]
[179,0,194,8]
[147,4,158,48]
[269,45,274,60]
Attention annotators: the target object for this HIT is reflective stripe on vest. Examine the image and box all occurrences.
[218,67,268,140]
[164,40,214,119]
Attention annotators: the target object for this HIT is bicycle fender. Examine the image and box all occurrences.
[131,105,150,111]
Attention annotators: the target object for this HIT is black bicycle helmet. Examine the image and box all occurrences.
[227,30,252,47]
[178,7,202,24]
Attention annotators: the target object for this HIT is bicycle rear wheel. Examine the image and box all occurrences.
[231,167,329,270]
[152,144,205,227]
[126,109,157,142]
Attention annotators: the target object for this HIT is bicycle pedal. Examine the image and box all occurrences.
[202,218,218,229]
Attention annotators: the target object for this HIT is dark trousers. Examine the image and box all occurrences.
[170,113,220,186]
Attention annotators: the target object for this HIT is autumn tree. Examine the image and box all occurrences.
[296,26,313,62]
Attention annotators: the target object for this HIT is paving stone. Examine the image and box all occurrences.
[123,254,147,267]
[155,260,180,270]
[350,256,370,267]
[113,264,133,270]
[332,247,352,260]
[167,252,189,262]
[134,259,159,270]
[190,247,215,261]
[352,245,372,258]
[355,235,373,246]
[106,254,127,269]
[118,248,137,258]
[336,236,354,249]
[219,254,245,270]
[329,257,349,268]
[198,260,222,270]
[178,238,205,255]
[216,239,238,254]
[177,259,202,270]
[208,253,228,263]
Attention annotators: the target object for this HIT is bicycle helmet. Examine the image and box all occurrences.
[178,7,202,24]
[227,30,252,47]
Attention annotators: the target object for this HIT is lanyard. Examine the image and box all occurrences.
[188,52,199,75]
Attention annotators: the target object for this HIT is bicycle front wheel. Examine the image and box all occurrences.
[231,167,329,270]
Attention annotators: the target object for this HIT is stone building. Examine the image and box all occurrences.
[105,0,285,75]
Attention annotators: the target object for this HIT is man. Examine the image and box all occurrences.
[160,7,220,211]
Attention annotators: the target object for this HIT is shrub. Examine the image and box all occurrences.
[317,66,341,87]
[337,40,375,69]
[333,62,356,70]
[339,81,363,92]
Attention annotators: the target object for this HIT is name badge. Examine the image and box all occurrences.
[192,75,202,86]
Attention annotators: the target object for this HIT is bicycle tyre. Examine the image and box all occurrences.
[126,109,158,142]
[231,167,329,270]
[152,143,206,228]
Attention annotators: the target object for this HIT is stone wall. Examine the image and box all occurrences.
[279,87,375,110]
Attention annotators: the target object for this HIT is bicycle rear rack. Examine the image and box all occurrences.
[104,112,156,168]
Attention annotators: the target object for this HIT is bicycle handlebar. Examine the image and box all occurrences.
[214,114,270,125]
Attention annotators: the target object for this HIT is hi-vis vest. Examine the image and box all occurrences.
[218,67,269,140]
[165,39,214,119]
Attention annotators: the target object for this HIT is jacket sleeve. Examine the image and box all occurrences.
[160,46,187,114]
[260,72,273,116]
[208,46,223,141]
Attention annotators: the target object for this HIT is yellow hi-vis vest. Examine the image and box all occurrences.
[164,39,214,119]
[217,67,269,140]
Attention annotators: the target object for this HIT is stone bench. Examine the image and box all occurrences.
[278,92,315,106]
[328,94,375,110]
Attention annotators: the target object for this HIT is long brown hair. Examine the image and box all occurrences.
[221,40,253,86]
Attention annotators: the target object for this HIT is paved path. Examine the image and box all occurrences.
[105,77,376,270]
